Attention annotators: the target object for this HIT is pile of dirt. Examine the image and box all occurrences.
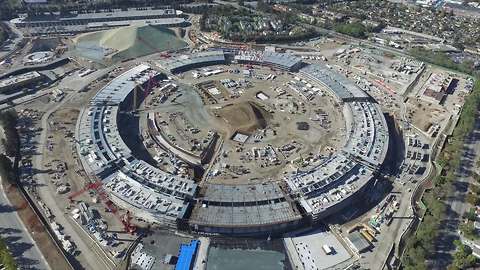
[215,101,271,135]
[72,25,187,62]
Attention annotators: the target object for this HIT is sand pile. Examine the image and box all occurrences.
[73,25,188,62]
[98,26,138,53]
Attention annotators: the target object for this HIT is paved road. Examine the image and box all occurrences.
[193,237,209,270]
[361,181,414,269]
[430,114,480,268]
[0,178,50,270]
[58,67,114,92]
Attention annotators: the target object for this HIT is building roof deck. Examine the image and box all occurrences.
[201,182,285,203]
[91,64,153,105]
[299,64,369,101]
[13,8,179,24]
[103,171,185,220]
[189,200,301,227]
[0,71,42,89]
[234,50,302,70]
[161,51,226,73]
[344,102,389,166]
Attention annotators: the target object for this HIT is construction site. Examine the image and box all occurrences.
[0,5,475,270]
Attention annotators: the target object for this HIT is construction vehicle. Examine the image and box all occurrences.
[160,52,171,58]
[360,230,373,242]
[361,229,376,242]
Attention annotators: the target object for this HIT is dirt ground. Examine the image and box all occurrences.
[215,101,270,136]
[407,99,448,132]
[41,90,136,254]
[159,64,347,185]
[46,107,83,193]
[17,75,137,268]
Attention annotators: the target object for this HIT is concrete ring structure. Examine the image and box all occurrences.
[23,51,55,64]
[75,49,390,236]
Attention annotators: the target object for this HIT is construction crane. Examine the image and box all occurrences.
[133,73,158,111]
[67,180,103,201]
[145,72,159,103]
[67,177,137,234]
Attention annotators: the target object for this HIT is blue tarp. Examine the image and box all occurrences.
[175,240,199,270]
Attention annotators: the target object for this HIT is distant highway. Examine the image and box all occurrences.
[0,178,50,270]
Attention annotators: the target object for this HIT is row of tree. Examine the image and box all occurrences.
[451,240,478,270]
[0,154,15,185]
[402,78,480,269]
[0,110,19,158]
[253,28,318,44]
[409,48,479,77]
[0,108,18,270]
[334,22,367,39]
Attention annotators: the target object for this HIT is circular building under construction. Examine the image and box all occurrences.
[75,49,390,236]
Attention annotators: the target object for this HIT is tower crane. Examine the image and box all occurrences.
[67,176,137,234]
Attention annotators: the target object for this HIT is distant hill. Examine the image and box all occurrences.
[73,25,187,63]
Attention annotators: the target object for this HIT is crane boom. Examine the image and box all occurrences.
[67,176,137,234]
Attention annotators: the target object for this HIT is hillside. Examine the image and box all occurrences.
[73,25,187,63]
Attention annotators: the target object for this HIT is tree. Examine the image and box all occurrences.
[403,77,480,269]
[334,22,367,39]
[466,193,480,206]
[403,242,428,270]
[0,154,15,184]
[460,221,478,240]
[451,240,478,269]
[0,237,16,270]
[0,109,19,157]
[409,48,478,77]
[471,184,480,195]
[257,0,271,12]
[464,208,477,221]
